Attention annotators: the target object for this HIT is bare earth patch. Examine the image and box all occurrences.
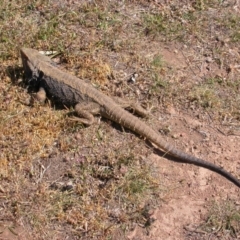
[128,110,240,239]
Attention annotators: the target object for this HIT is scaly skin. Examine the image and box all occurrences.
[21,47,240,188]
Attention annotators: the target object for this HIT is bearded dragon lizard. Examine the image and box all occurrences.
[20,47,240,188]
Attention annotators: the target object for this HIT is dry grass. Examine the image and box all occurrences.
[1,0,240,239]
[189,201,240,239]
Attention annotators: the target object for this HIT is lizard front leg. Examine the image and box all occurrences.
[30,86,100,125]
[30,87,47,105]
[73,102,101,125]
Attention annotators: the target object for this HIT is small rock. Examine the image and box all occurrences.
[206,57,213,63]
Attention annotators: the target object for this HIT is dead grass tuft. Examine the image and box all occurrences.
[195,201,240,239]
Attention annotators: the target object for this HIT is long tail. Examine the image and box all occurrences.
[105,101,240,188]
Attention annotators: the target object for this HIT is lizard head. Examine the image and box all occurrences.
[20,48,52,91]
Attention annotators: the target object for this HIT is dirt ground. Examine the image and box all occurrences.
[128,111,240,239]
[123,42,240,239]
[1,0,240,239]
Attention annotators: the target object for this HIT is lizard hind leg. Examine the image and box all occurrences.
[113,97,149,117]
[71,102,101,126]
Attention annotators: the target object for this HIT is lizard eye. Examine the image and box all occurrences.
[39,70,44,80]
